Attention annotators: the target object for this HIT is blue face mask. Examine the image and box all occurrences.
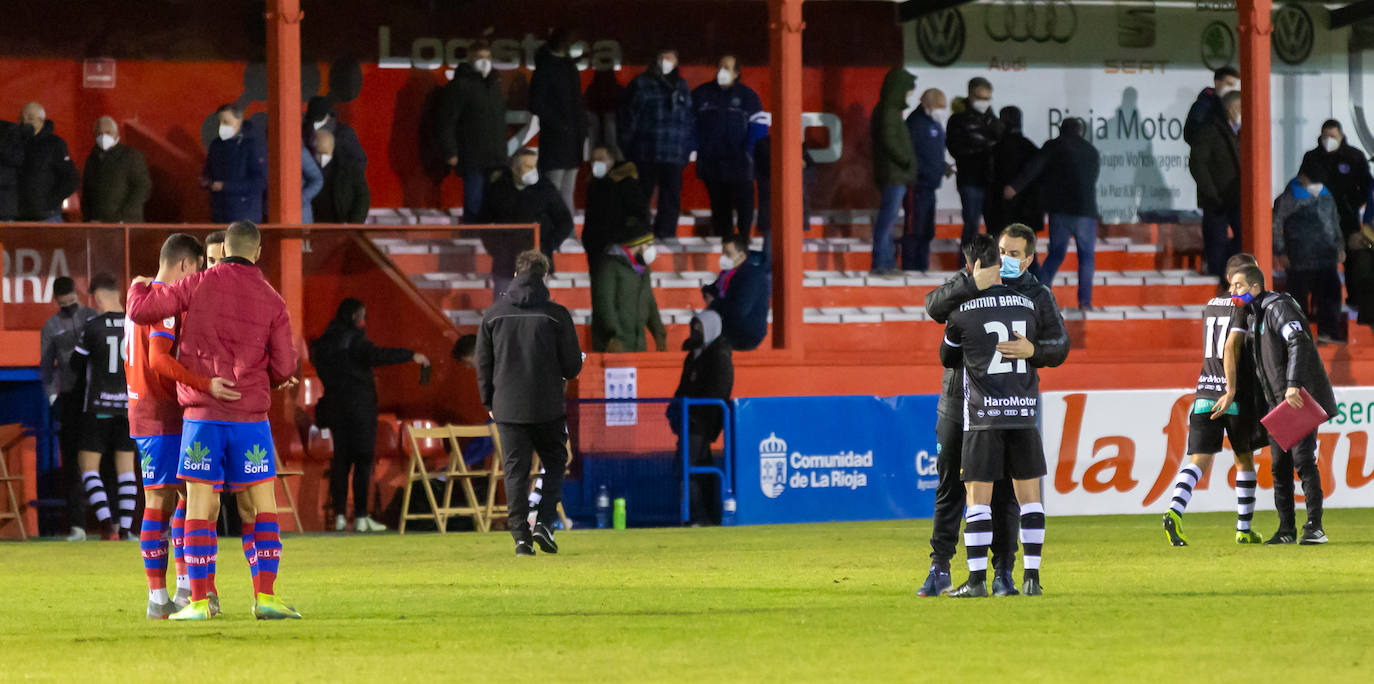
[999,256,1023,279]
[1231,290,1255,306]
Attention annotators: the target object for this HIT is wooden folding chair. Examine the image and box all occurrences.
[0,424,29,541]
[486,438,572,531]
[399,424,495,534]
[274,455,304,533]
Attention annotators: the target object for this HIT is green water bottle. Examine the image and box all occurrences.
[612,497,627,530]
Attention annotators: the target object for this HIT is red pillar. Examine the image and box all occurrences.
[266,0,303,225]
[768,0,805,354]
[1237,0,1273,279]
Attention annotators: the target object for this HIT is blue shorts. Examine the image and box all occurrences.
[178,419,277,488]
[136,435,183,489]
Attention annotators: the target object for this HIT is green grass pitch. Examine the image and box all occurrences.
[3,510,1372,682]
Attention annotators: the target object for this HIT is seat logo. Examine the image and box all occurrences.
[985,0,1077,44]
[917,9,966,68]
[1273,5,1314,66]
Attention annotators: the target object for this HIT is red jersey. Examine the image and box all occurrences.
[125,282,211,437]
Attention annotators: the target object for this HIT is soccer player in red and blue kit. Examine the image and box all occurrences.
[129,221,300,620]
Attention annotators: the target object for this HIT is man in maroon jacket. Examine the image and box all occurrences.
[128,220,301,621]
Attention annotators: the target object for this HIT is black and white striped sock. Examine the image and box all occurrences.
[1020,502,1045,582]
[1169,464,1202,515]
[117,471,138,536]
[1235,469,1257,531]
[963,504,993,583]
[527,468,546,527]
[83,470,111,523]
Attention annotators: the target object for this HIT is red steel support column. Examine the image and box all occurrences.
[266,0,303,225]
[1237,0,1272,278]
[769,0,805,354]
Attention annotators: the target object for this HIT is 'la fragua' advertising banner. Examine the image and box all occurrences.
[1042,388,1374,516]
[733,395,939,525]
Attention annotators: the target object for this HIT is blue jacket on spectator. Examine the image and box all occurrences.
[204,119,267,223]
[691,79,766,183]
[301,145,323,224]
[707,249,772,351]
[621,65,694,167]
[907,106,946,190]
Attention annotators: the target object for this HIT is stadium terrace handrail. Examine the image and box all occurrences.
[679,398,734,526]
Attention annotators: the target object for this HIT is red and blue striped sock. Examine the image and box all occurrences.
[184,518,217,602]
[241,521,259,593]
[254,513,281,595]
[171,500,188,591]
[139,507,170,597]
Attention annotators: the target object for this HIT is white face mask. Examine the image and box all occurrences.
[96,134,116,151]
[520,169,539,186]
[718,253,737,271]
[1217,83,1238,97]
[971,99,991,114]
[592,161,609,179]
[218,123,237,141]
[641,245,659,265]
[1323,136,1341,152]
[660,59,676,75]
[930,109,949,126]
[1232,117,1241,132]
[569,43,585,59]
[312,117,328,131]
[717,68,733,87]
[1306,183,1324,195]
[474,58,493,77]
[318,154,332,168]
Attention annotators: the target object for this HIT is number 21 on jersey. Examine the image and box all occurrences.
[985,320,1027,374]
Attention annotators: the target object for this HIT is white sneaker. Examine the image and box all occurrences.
[356,516,388,533]
[66,526,87,542]
[334,515,347,532]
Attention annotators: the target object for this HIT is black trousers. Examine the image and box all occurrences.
[931,416,1020,569]
[329,409,379,518]
[677,431,720,525]
[497,419,569,540]
[640,162,686,240]
[1270,431,1323,531]
[56,391,86,528]
[1287,268,1345,341]
[1347,248,1374,325]
[705,180,755,239]
[1201,206,1242,279]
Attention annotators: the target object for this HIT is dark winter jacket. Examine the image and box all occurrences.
[479,167,575,257]
[476,273,583,424]
[1273,179,1343,271]
[945,102,1003,189]
[0,120,27,220]
[82,143,151,222]
[437,63,509,174]
[1183,87,1223,147]
[304,113,367,167]
[310,321,413,426]
[871,68,917,188]
[203,120,268,223]
[312,156,371,224]
[925,269,1069,421]
[583,162,649,268]
[692,79,766,183]
[668,337,734,440]
[529,46,588,171]
[591,248,667,352]
[907,106,946,189]
[1300,141,1372,236]
[1189,115,1241,213]
[621,65,694,167]
[1012,130,1099,219]
[706,250,771,351]
[17,119,80,220]
[988,111,1041,229]
[1245,291,1337,417]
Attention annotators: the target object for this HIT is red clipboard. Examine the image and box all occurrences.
[1260,388,1329,451]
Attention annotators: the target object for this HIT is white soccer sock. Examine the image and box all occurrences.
[149,588,169,604]
[1235,470,1257,531]
[1169,464,1203,516]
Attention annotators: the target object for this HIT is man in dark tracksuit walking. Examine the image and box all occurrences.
[476,250,583,556]
[1228,264,1336,545]
[920,223,1068,596]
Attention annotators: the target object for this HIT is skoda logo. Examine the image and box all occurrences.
[985,0,1077,44]
[1273,5,1314,66]
[1201,21,1236,70]
[917,8,966,68]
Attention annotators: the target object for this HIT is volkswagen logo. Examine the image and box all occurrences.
[985,0,1077,44]
[1273,5,1314,66]
[917,9,966,68]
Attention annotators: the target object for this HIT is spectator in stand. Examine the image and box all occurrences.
[311,298,430,533]
[17,102,80,222]
[202,104,267,223]
[529,28,588,214]
[869,67,917,277]
[583,146,649,273]
[986,106,1042,237]
[438,44,508,222]
[1007,117,1100,311]
[667,310,733,526]
[1299,119,1374,328]
[1190,90,1243,279]
[693,54,767,240]
[905,88,950,272]
[304,95,367,167]
[1348,221,1374,333]
[81,117,151,223]
[591,229,667,353]
[621,49,694,240]
[1273,160,1346,343]
[0,118,25,220]
[481,149,575,278]
[704,235,771,351]
[311,130,371,224]
[945,78,1004,246]
[1184,67,1240,146]
[300,144,323,224]
[39,277,97,540]
[585,66,623,159]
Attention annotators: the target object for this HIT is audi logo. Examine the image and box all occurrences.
[984,0,1078,44]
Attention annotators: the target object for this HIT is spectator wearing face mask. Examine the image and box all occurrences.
[704,235,771,351]
[945,78,1004,248]
[0,118,25,221]
[591,229,667,353]
[303,95,367,167]
[583,146,649,273]
[480,148,574,295]
[904,88,951,272]
[438,44,508,222]
[869,67,918,277]
[311,130,370,224]
[620,49,694,240]
[528,28,588,215]
[202,103,267,223]
[985,106,1042,238]
[693,54,767,240]
[16,102,80,222]
[667,309,733,526]
[1273,161,1346,343]
[1184,67,1240,146]
[1189,90,1243,279]
[1298,120,1374,329]
[81,116,151,223]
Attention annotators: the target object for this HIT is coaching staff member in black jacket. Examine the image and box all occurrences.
[919,223,1069,597]
[477,250,583,556]
[1226,264,1336,545]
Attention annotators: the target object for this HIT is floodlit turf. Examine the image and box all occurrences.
[3,510,1373,682]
